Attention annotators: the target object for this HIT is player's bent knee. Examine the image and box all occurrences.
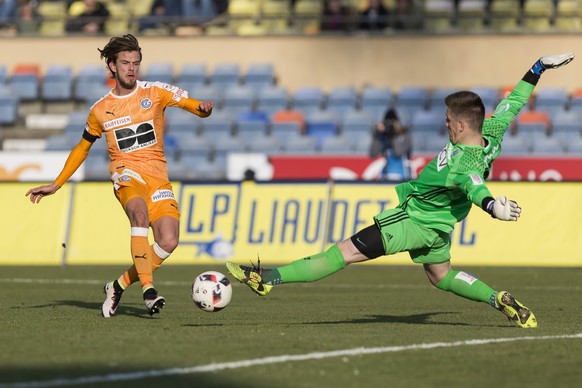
[156,236,178,254]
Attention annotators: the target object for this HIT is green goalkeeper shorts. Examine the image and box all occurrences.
[373,208,451,264]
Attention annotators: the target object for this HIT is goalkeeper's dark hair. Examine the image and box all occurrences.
[98,34,142,76]
[444,91,485,133]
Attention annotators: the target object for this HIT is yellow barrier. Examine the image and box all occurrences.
[3,181,581,267]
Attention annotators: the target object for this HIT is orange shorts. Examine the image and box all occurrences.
[111,168,180,224]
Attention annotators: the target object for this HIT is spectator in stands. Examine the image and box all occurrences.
[370,108,412,180]
[358,0,389,31]
[139,0,181,32]
[320,0,356,32]
[15,0,39,34]
[391,0,423,30]
[182,0,227,24]
[0,0,17,27]
[66,0,110,34]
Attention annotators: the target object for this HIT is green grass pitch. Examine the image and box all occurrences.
[1,265,582,388]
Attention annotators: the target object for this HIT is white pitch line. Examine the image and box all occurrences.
[1,334,581,388]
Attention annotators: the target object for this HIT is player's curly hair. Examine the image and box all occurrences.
[98,34,142,76]
[444,91,485,133]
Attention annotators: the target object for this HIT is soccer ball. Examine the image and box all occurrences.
[191,271,232,312]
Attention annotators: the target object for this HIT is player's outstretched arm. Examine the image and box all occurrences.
[483,196,521,221]
[530,52,575,75]
[25,183,60,204]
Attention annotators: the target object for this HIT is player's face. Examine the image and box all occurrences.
[111,51,141,93]
[445,109,462,145]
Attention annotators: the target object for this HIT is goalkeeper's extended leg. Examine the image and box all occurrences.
[432,266,537,328]
[226,244,346,296]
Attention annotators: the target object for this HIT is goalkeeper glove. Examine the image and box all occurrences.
[485,196,522,221]
[530,52,575,75]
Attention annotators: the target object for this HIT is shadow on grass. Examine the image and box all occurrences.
[16,300,166,319]
[301,312,472,326]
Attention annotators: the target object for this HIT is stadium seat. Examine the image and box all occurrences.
[341,109,374,143]
[565,136,582,154]
[0,66,7,84]
[471,86,500,110]
[293,0,323,34]
[0,87,19,125]
[199,110,235,138]
[489,0,520,32]
[176,63,207,90]
[244,63,276,92]
[522,0,554,32]
[246,134,284,153]
[105,1,130,35]
[9,64,40,101]
[427,87,456,115]
[554,0,582,32]
[45,134,76,151]
[221,85,257,114]
[256,86,289,117]
[305,113,338,150]
[516,110,550,136]
[227,0,261,31]
[360,86,394,121]
[270,121,303,143]
[213,134,249,166]
[551,110,582,142]
[456,0,487,31]
[37,1,67,36]
[531,135,565,155]
[326,86,358,120]
[319,135,354,155]
[142,63,174,84]
[283,134,317,154]
[178,133,213,161]
[395,87,428,119]
[422,132,449,154]
[262,0,291,34]
[271,109,306,132]
[535,88,569,119]
[42,65,73,101]
[190,84,222,107]
[236,119,269,139]
[166,111,200,137]
[501,133,531,155]
[411,109,445,134]
[354,136,373,155]
[209,63,241,94]
[423,0,454,31]
[292,87,325,116]
[84,152,111,181]
[74,64,107,101]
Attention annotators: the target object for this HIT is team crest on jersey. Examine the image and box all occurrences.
[114,119,157,153]
[437,146,449,171]
[141,98,152,109]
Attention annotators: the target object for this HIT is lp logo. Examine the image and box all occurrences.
[115,121,156,152]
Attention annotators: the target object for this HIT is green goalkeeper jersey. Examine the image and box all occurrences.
[395,79,535,233]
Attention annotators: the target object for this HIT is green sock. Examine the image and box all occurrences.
[436,270,497,307]
[264,245,346,285]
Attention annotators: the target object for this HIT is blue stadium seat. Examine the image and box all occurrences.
[176,63,207,90]
[0,87,19,125]
[190,84,222,108]
[213,134,248,166]
[74,64,107,101]
[244,63,275,92]
[535,88,569,119]
[45,134,75,151]
[326,86,358,119]
[246,135,283,153]
[552,109,582,142]
[428,87,456,113]
[360,86,393,120]
[178,133,213,160]
[283,134,317,155]
[222,85,256,114]
[395,87,428,118]
[270,121,302,143]
[470,86,500,109]
[9,72,39,101]
[565,136,582,154]
[42,65,73,101]
[319,135,354,155]
[236,119,268,139]
[411,109,445,134]
[199,110,235,138]
[341,109,374,143]
[256,86,289,117]
[531,134,565,156]
[292,87,325,116]
[142,62,174,84]
[209,63,241,94]
[305,110,338,149]
[84,152,111,181]
[501,133,531,155]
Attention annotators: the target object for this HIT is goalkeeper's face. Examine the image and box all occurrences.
[445,109,462,145]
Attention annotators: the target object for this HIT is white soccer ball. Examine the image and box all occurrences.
[191,271,232,312]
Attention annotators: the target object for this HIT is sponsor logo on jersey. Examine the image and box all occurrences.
[114,119,157,153]
[469,174,484,185]
[141,98,152,109]
[151,189,175,202]
[104,116,132,131]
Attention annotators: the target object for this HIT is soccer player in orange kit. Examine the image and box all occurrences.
[26,34,214,317]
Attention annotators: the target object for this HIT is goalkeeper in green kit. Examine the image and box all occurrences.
[227,53,574,328]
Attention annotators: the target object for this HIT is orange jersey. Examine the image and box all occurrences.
[86,81,210,180]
